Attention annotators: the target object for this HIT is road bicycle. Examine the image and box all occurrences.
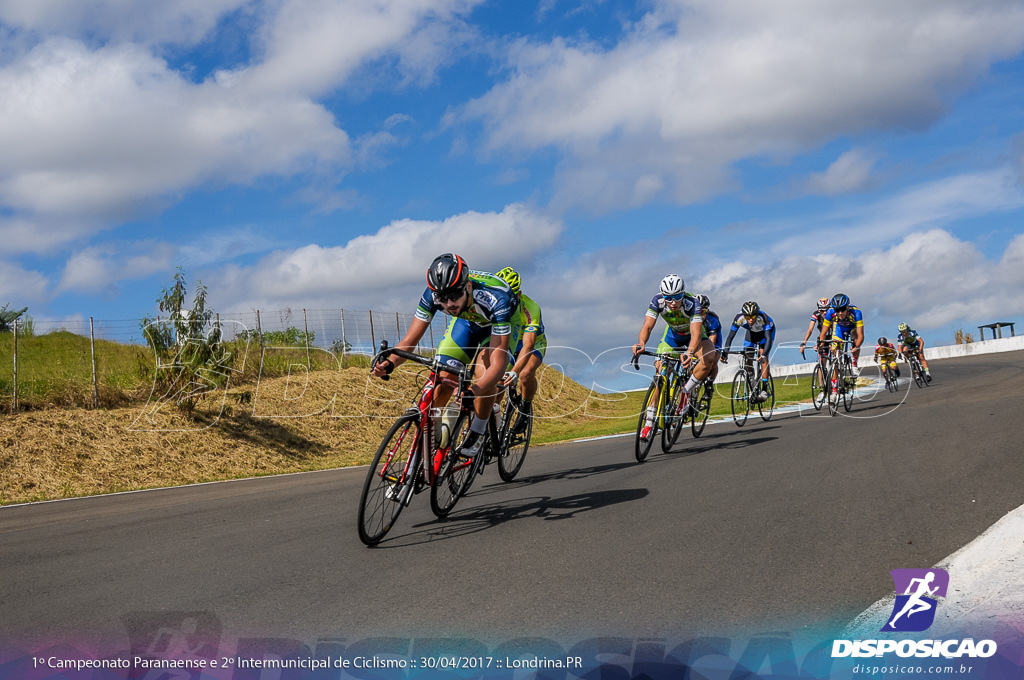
[804,343,830,411]
[631,350,690,462]
[880,360,900,393]
[456,378,533,495]
[357,342,475,546]
[825,337,857,416]
[728,347,775,426]
[905,350,929,389]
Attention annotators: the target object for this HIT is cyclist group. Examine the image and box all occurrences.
[373,255,932,459]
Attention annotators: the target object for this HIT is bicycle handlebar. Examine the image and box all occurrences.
[631,348,683,371]
[373,340,469,381]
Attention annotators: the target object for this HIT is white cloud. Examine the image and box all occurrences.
[57,244,177,294]
[0,0,249,47]
[0,38,350,251]
[459,0,1024,212]
[210,203,565,310]
[244,0,483,97]
[804,148,880,196]
[762,169,1024,259]
[0,0,485,255]
[0,260,50,305]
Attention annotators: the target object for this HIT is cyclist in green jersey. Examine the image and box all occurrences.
[495,266,546,434]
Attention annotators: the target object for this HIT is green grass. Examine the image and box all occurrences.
[0,331,370,411]
[530,372,819,444]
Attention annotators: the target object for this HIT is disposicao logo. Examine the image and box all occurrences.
[882,568,949,632]
[832,567,998,659]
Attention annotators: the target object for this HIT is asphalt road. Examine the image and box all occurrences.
[2,351,1023,656]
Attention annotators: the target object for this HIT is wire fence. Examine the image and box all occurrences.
[1,308,450,411]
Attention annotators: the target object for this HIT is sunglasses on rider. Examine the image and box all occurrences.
[663,293,684,302]
[437,286,467,303]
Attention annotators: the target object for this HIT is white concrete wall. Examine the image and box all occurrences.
[771,334,1024,377]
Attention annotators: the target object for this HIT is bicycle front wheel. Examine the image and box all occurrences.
[758,374,776,421]
[634,378,660,462]
[498,397,532,482]
[662,377,686,452]
[913,360,926,388]
[827,364,841,417]
[691,380,712,438]
[811,364,826,411]
[430,411,474,517]
[358,413,419,546]
[730,370,750,427]
[842,362,854,412]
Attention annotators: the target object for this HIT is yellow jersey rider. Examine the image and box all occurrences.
[874,337,901,378]
[818,293,865,375]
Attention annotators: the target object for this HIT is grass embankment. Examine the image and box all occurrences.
[1,331,817,505]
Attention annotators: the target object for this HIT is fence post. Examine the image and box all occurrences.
[369,310,376,353]
[256,309,264,353]
[303,308,311,369]
[89,317,99,409]
[396,312,401,343]
[339,309,347,366]
[12,319,17,412]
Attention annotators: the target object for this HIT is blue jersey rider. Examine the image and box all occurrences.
[721,301,776,402]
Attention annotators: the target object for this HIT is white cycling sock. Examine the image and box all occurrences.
[470,415,488,434]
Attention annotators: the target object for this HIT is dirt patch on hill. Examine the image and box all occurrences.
[1,363,630,505]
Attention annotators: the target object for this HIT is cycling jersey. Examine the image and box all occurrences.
[822,306,863,332]
[703,310,723,351]
[416,271,516,336]
[511,292,546,361]
[417,271,517,369]
[874,343,898,362]
[646,293,704,332]
[809,309,827,332]
[645,293,706,354]
[898,330,922,349]
[724,311,776,355]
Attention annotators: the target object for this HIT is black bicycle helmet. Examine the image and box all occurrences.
[427,253,469,293]
[878,337,888,345]
[741,300,759,316]
[830,293,850,311]
[695,294,710,310]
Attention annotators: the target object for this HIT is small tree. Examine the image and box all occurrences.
[0,304,28,333]
[139,268,229,412]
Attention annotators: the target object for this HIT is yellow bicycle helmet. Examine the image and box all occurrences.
[496,266,521,294]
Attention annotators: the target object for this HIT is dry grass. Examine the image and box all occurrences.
[1,362,636,505]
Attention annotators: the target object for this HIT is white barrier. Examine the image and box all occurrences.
[772,335,1024,377]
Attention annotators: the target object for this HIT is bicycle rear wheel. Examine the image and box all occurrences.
[691,380,712,438]
[811,364,826,411]
[662,377,686,452]
[358,413,419,546]
[634,378,660,462]
[429,411,473,517]
[730,370,750,427]
[758,374,776,421]
[498,395,532,482]
[912,359,926,388]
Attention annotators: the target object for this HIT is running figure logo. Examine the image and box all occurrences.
[881,568,949,632]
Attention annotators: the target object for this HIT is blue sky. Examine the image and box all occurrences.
[3,0,1024,390]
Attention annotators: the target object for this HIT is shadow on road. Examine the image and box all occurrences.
[374,488,650,546]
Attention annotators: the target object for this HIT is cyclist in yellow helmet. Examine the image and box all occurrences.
[495,266,546,433]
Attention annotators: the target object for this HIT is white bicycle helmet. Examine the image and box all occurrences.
[660,274,684,296]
